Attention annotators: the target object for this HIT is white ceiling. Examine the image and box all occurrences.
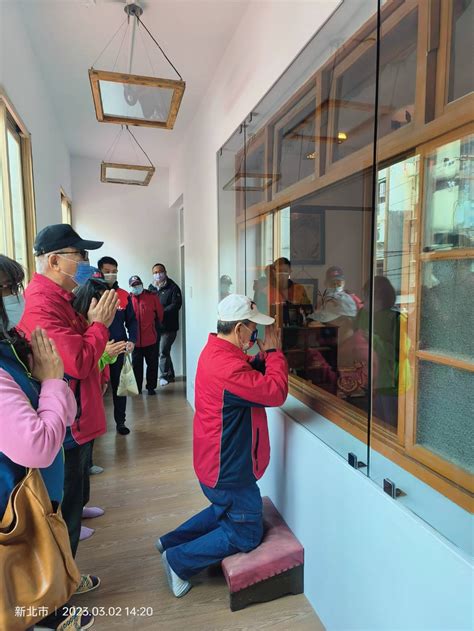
[17,0,249,168]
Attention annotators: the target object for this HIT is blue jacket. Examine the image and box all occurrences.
[109,287,137,343]
[0,341,64,519]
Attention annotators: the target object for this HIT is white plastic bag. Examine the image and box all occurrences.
[117,354,139,397]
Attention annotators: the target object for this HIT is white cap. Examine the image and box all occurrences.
[217,294,275,325]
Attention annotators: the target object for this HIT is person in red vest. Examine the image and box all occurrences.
[129,275,163,395]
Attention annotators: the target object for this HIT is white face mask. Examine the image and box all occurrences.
[103,273,118,286]
[3,294,25,328]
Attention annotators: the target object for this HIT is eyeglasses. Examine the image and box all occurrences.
[53,249,89,261]
[0,282,23,295]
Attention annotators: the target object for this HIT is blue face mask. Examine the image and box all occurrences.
[73,262,97,286]
[3,294,25,328]
[131,285,144,296]
[58,257,97,287]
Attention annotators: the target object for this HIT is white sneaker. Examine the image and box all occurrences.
[159,378,169,387]
[89,465,104,475]
[161,551,192,598]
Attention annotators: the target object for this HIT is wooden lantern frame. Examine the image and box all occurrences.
[89,69,185,130]
[100,161,155,186]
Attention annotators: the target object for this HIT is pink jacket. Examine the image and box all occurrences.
[0,369,76,468]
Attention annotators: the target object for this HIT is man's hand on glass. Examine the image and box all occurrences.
[257,324,282,352]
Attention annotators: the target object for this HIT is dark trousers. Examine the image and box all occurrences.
[158,330,177,381]
[132,344,159,392]
[162,482,263,580]
[109,353,127,426]
[62,441,92,557]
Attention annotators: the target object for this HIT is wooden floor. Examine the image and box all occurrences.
[71,382,325,630]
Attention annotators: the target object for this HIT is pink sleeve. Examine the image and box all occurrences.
[0,369,76,468]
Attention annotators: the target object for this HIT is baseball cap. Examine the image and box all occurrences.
[217,294,275,325]
[326,265,345,281]
[34,224,103,255]
[128,275,143,287]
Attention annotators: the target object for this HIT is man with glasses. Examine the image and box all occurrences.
[19,224,119,597]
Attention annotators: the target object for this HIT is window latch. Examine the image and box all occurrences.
[348,452,367,470]
[383,478,405,499]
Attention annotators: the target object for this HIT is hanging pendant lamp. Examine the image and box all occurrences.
[101,125,155,186]
[89,2,185,129]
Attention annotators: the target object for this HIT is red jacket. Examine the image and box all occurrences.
[130,290,163,347]
[18,274,109,446]
[193,334,288,488]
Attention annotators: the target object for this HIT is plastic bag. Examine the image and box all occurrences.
[117,354,139,396]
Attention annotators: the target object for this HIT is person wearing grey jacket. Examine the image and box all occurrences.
[148,263,182,386]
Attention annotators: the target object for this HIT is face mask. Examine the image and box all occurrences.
[240,323,258,351]
[103,273,117,286]
[154,272,166,283]
[131,285,144,296]
[334,284,344,293]
[58,256,96,287]
[3,294,25,328]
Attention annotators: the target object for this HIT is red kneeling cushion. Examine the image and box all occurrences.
[221,496,304,593]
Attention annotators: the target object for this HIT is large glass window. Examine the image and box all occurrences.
[217,0,473,554]
[0,92,36,279]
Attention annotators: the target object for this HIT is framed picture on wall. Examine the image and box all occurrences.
[290,206,325,265]
[297,278,318,306]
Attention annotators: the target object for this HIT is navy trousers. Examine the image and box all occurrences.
[161,481,263,580]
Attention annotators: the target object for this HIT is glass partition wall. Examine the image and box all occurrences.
[217,0,473,556]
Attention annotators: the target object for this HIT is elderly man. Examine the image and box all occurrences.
[19,224,118,595]
[156,294,288,598]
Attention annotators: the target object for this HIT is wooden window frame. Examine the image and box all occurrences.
[0,89,36,281]
[403,123,474,495]
[434,0,474,119]
[271,82,318,201]
[60,188,72,225]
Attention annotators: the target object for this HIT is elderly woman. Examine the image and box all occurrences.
[0,254,94,630]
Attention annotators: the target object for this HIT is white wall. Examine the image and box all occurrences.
[71,156,182,375]
[168,1,473,628]
[0,3,71,228]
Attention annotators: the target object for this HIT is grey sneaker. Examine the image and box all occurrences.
[89,465,104,475]
[161,551,192,598]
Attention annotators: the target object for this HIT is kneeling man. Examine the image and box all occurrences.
[156,294,288,597]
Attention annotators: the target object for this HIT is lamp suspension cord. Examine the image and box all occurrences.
[126,126,154,167]
[136,15,183,81]
[91,17,128,68]
[104,125,124,163]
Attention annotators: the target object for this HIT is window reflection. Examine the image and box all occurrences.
[448,0,474,103]
[333,9,418,163]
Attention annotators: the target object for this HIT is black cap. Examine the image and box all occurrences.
[129,275,143,287]
[34,224,103,256]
